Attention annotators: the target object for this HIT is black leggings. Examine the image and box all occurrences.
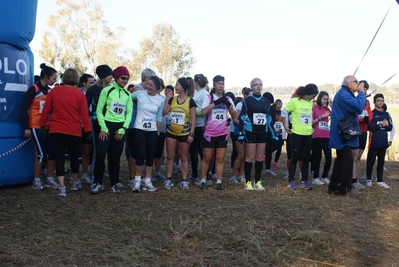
[311,137,332,178]
[133,128,158,167]
[366,147,387,182]
[51,133,81,176]
[274,136,284,163]
[188,126,204,178]
[93,121,124,186]
[288,133,312,182]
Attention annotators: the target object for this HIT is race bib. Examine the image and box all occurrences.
[358,109,368,119]
[142,118,155,129]
[299,114,312,125]
[274,121,283,133]
[318,121,329,130]
[110,101,126,116]
[253,113,266,125]
[39,100,45,114]
[170,112,185,125]
[212,109,226,121]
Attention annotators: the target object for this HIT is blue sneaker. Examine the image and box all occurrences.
[288,181,297,190]
[90,183,104,194]
[110,185,121,194]
[299,181,312,190]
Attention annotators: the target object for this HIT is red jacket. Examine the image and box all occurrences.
[358,99,372,133]
[40,85,92,137]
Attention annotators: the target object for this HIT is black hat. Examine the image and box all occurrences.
[304,83,319,95]
[213,75,224,84]
[96,65,113,79]
[263,92,274,103]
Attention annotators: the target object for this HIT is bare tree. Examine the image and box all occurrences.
[38,0,128,75]
[129,23,196,85]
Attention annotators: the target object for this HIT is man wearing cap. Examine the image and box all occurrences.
[328,75,366,196]
[91,66,133,194]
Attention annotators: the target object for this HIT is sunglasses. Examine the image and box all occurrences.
[119,76,129,81]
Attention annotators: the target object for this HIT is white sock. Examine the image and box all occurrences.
[135,176,141,182]
[144,178,151,184]
[217,180,222,184]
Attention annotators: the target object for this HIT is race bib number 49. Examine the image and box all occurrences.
[110,101,126,116]
[253,113,266,125]
[170,112,185,125]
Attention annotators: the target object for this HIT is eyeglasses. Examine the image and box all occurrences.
[350,80,358,84]
[119,76,129,81]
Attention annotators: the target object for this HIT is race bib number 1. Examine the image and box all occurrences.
[253,113,266,125]
[39,100,45,114]
[170,112,185,125]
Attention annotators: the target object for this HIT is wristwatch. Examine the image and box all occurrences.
[189,132,195,137]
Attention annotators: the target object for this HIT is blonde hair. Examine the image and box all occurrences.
[63,68,80,86]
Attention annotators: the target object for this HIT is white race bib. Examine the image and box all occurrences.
[274,121,283,133]
[142,118,155,129]
[318,121,329,130]
[300,114,312,125]
[110,101,126,116]
[253,113,266,125]
[39,100,45,114]
[358,109,368,119]
[212,109,226,121]
[170,112,185,125]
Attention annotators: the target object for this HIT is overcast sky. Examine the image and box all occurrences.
[31,0,399,87]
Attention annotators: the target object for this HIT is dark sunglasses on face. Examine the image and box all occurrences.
[119,76,129,81]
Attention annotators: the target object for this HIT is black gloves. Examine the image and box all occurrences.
[213,98,224,106]
[39,126,47,139]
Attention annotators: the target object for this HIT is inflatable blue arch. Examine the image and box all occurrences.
[0,0,38,186]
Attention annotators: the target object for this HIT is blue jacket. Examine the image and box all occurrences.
[329,86,366,149]
[369,109,392,148]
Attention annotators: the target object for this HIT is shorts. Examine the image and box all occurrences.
[202,134,228,149]
[166,132,189,143]
[358,132,368,150]
[244,130,267,144]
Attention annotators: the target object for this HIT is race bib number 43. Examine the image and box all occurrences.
[110,101,126,116]
[170,112,185,125]
[253,113,266,125]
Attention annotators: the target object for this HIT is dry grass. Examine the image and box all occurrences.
[1,144,399,267]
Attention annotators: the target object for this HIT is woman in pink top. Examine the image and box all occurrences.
[311,91,331,185]
[199,75,237,190]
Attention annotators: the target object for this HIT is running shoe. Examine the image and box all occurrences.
[352,181,365,190]
[116,182,124,189]
[283,172,289,180]
[58,186,67,197]
[80,173,91,184]
[71,180,82,191]
[200,182,207,190]
[366,180,372,187]
[321,177,330,184]
[127,178,136,188]
[299,181,312,190]
[215,183,224,191]
[110,185,121,194]
[312,178,325,185]
[155,172,167,182]
[273,162,280,168]
[32,179,44,190]
[46,177,60,189]
[377,182,390,189]
[254,181,265,191]
[163,179,174,190]
[132,182,141,193]
[265,169,277,176]
[288,181,296,190]
[143,182,158,192]
[245,181,253,190]
[90,183,104,194]
[229,176,239,184]
[179,180,189,190]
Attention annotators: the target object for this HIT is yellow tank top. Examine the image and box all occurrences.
[167,96,192,136]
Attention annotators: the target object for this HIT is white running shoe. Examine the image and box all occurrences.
[366,180,372,187]
[265,169,277,176]
[321,177,330,184]
[312,178,325,185]
[142,182,158,192]
[377,182,390,189]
